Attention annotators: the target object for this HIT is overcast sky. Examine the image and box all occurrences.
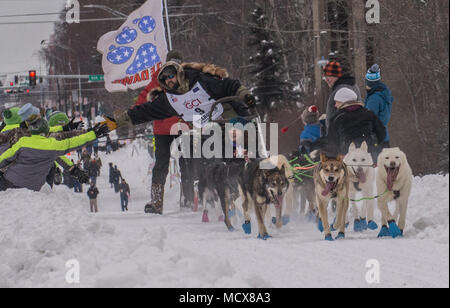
[0,0,66,76]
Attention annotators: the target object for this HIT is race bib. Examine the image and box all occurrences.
[166,82,223,128]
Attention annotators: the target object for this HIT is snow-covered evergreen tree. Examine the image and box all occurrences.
[248,7,301,113]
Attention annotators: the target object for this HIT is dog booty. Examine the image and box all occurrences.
[242,221,251,234]
[360,218,368,231]
[377,226,390,238]
[272,217,277,225]
[318,218,324,232]
[228,209,236,218]
[324,234,334,241]
[335,232,345,240]
[282,215,290,226]
[257,233,272,240]
[202,210,210,223]
[367,220,378,230]
[388,221,402,238]
[353,219,362,232]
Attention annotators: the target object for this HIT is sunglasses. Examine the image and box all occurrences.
[160,74,175,82]
[25,114,41,127]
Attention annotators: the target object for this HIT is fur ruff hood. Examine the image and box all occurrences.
[151,62,229,100]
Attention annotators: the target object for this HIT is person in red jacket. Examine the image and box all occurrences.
[128,50,249,215]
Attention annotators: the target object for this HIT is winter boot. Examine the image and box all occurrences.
[145,183,164,215]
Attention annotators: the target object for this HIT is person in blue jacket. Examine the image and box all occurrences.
[364,64,394,161]
[299,105,321,154]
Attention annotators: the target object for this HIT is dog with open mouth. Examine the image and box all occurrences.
[238,155,292,240]
[314,153,350,241]
[376,147,413,238]
[343,142,378,232]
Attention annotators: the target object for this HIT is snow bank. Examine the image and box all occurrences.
[0,144,448,288]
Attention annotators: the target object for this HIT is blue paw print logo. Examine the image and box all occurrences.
[126,43,161,75]
[106,15,160,72]
[133,16,156,34]
[107,45,134,65]
[115,27,137,44]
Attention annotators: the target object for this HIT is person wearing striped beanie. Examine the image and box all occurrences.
[364,64,394,161]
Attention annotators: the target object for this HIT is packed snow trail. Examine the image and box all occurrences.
[0,143,448,287]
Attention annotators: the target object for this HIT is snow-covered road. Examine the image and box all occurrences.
[0,144,448,288]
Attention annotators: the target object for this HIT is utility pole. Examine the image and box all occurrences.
[78,60,82,116]
[313,0,326,112]
[351,0,367,95]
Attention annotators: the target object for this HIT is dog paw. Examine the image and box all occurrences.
[318,219,324,233]
[228,209,236,218]
[360,218,368,231]
[353,219,361,232]
[367,220,378,230]
[282,215,290,226]
[388,221,402,238]
[324,234,334,241]
[257,233,272,240]
[377,225,390,238]
[335,232,345,240]
[242,221,251,234]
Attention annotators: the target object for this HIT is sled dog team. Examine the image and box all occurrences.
[200,143,412,242]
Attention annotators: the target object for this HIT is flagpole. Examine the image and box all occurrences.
[164,0,173,51]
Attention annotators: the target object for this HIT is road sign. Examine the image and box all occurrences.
[88,75,104,82]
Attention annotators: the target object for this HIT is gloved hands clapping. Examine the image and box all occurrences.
[90,123,110,138]
[63,117,84,131]
[70,166,90,184]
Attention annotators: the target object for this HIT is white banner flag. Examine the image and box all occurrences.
[97,0,168,92]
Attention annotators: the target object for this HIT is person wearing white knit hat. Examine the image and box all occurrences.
[316,87,387,156]
[334,88,358,106]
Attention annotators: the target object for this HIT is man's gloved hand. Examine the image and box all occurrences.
[90,123,110,138]
[70,166,89,184]
[63,117,84,131]
[243,94,256,107]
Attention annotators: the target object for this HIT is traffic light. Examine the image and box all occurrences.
[14,75,19,84]
[29,70,37,87]
[10,82,14,87]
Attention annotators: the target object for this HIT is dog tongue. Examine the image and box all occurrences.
[356,171,367,184]
[275,196,283,208]
[386,168,399,191]
[322,182,336,196]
